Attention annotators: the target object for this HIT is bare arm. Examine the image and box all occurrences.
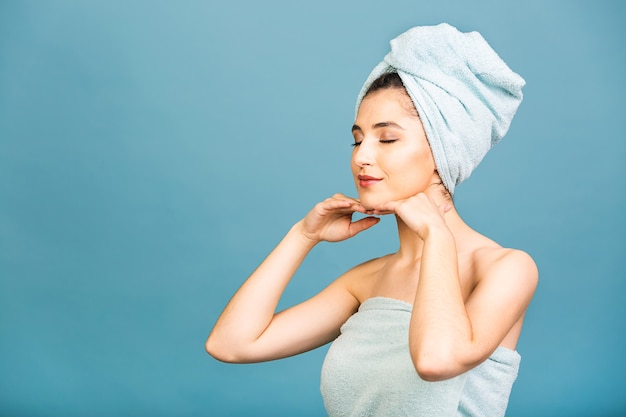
[411,234,537,380]
[205,195,379,363]
[375,193,538,381]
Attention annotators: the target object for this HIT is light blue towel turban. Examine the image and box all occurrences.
[355,23,525,194]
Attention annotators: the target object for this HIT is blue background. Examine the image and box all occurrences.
[1,1,624,416]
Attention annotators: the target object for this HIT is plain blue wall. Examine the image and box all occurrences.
[1,1,625,416]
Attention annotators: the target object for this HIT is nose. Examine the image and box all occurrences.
[352,139,375,167]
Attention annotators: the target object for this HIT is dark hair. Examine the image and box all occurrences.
[364,72,406,96]
[363,72,420,119]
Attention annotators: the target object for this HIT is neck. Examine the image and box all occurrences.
[394,204,469,262]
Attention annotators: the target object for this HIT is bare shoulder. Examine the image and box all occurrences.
[476,245,537,276]
[471,242,538,294]
[336,254,393,301]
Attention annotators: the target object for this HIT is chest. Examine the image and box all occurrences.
[362,256,477,303]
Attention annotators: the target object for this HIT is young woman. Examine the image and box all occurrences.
[206,23,538,416]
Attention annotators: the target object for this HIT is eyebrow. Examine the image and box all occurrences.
[351,121,405,133]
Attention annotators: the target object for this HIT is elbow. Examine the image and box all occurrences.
[414,362,453,382]
[205,335,243,363]
[204,337,226,361]
[411,349,463,382]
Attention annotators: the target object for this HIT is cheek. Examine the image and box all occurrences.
[391,148,422,171]
[393,149,435,185]
[350,157,359,175]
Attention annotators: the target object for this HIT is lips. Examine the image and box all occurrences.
[358,175,382,187]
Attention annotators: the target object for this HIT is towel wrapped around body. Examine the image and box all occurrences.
[320,297,521,417]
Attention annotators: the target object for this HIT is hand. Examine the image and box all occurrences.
[299,194,380,243]
[371,193,452,239]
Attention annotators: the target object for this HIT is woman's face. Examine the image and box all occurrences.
[351,88,437,210]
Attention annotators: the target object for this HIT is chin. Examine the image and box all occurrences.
[356,194,382,211]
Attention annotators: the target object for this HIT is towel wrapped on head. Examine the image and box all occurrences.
[355,23,525,194]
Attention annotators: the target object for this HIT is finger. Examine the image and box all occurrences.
[350,202,368,214]
[330,193,362,205]
[319,199,352,211]
[330,194,364,209]
[348,216,381,237]
[323,197,369,214]
[372,200,400,214]
[372,209,395,216]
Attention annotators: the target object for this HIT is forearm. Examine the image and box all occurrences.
[206,221,317,359]
[409,228,474,380]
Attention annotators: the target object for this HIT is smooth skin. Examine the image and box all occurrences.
[205,88,538,381]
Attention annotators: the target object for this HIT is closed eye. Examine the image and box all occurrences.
[352,139,397,147]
